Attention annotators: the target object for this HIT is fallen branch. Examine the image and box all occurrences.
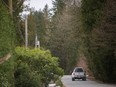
[0,53,11,64]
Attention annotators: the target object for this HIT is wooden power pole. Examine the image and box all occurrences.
[25,15,28,48]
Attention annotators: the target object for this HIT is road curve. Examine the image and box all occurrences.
[61,75,116,87]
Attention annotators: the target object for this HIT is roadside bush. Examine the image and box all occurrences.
[14,47,64,87]
[0,58,14,87]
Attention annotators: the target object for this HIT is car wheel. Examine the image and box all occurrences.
[82,77,86,81]
[72,78,75,81]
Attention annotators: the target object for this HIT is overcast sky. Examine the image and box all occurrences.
[28,0,53,10]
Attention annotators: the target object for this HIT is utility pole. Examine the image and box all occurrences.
[25,15,28,48]
[35,34,40,48]
[9,0,13,16]
[35,34,37,48]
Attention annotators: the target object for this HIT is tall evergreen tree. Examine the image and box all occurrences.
[81,0,116,82]
[47,0,81,73]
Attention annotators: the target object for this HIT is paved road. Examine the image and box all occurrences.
[61,75,116,87]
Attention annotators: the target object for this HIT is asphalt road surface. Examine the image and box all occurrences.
[61,75,116,87]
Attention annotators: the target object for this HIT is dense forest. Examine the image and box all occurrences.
[0,0,116,87]
[81,0,116,82]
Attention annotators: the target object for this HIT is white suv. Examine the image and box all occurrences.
[71,67,86,81]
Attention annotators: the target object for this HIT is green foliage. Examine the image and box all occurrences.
[34,11,46,47]
[81,0,106,31]
[81,0,116,82]
[45,0,82,74]
[0,1,15,57]
[27,12,37,47]
[27,10,49,47]
[14,61,42,87]
[14,47,64,87]
[0,2,16,87]
[0,57,14,87]
[12,0,28,45]
[52,0,66,14]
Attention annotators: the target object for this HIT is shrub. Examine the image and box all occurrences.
[14,47,64,87]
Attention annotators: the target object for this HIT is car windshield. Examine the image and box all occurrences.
[75,68,83,72]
